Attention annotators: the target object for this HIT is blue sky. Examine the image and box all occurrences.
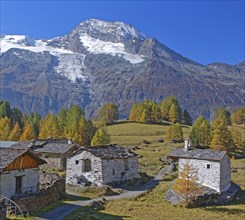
[1,1,244,65]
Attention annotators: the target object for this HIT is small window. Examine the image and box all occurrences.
[206,164,211,169]
[75,160,79,165]
[124,159,129,170]
[112,169,115,175]
[83,159,92,172]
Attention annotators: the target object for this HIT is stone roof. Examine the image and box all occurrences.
[11,139,80,154]
[167,148,226,161]
[0,141,18,148]
[0,148,46,172]
[72,144,137,159]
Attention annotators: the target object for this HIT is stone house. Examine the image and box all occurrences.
[66,144,140,186]
[11,139,81,171]
[167,139,231,193]
[0,148,46,199]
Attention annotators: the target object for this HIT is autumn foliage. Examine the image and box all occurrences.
[173,163,204,204]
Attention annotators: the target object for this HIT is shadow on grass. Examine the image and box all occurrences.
[221,189,245,206]
[64,193,91,201]
[64,206,128,220]
[202,190,245,215]
[203,206,245,215]
[113,120,176,127]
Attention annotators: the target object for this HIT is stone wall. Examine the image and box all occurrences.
[38,153,64,171]
[220,155,231,192]
[0,198,6,220]
[0,168,40,198]
[102,156,140,184]
[66,151,140,186]
[179,158,221,192]
[66,151,103,186]
[14,177,65,211]
[37,146,79,171]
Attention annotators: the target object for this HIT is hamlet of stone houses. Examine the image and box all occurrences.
[0,5,244,219]
[0,130,243,220]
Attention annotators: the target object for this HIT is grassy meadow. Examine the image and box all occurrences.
[108,121,191,176]
[65,121,245,220]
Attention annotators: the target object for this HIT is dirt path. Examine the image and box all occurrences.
[35,165,171,220]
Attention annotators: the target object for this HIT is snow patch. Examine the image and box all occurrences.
[0,35,73,55]
[1,35,88,83]
[79,33,144,64]
[54,53,89,83]
[80,19,146,39]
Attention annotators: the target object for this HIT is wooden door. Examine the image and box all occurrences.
[15,176,22,194]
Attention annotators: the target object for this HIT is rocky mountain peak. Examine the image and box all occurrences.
[72,19,146,42]
[1,19,244,119]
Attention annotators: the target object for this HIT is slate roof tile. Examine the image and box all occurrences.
[167,148,226,161]
[72,144,136,159]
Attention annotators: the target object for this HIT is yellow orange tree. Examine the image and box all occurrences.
[173,162,204,204]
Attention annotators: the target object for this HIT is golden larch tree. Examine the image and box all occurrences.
[173,162,204,204]
[9,122,21,141]
[20,121,35,141]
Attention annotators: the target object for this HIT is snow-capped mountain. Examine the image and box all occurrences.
[0,19,244,119]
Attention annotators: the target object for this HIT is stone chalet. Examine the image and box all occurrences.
[168,139,231,193]
[0,148,46,199]
[66,144,140,186]
[11,139,81,171]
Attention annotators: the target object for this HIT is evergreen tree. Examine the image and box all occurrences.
[198,120,212,147]
[129,104,138,122]
[231,108,245,125]
[210,119,233,151]
[91,127,110,146]
[151,102,161,122]
[129,100,161,123]
[173,163,204,204]
[189,116,211,147]
[98,103,119,124]
[64,105,84,138]
[0,116,11,140]
[169,103,181,123]
[20,121,35,141]
[230,128,242,148]
[73,117,96,146]
[139,110,148,123]
[11,107,24,128]
[0,101,11,118]
[182,109,192,125]
[39,114,60,139]
[28,112,41,137]
[166,123,183,142]
[175,123,183,141]
[57,108,67,137]
[213,107,231,126]
[161,96,181,122]
[8,122,21,141]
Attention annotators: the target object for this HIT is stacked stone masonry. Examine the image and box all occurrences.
[14,178,65,211]
[66,148,140,186]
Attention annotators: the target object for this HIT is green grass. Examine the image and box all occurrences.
[107,121,191,176]
[76,121,245,220]
[66,172,245,220]
[40,121,245,220]
[66,185,120,200]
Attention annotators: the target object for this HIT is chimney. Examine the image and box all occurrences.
[68,139,72,144]
[184,138,192,151]
[29,139,36,149]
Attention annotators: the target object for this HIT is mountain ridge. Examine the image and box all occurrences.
[0,19,244,119]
